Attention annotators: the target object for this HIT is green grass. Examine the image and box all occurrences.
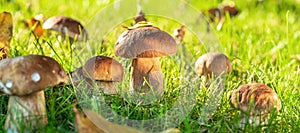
[1,0,300,132]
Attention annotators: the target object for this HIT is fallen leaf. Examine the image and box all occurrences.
[23,14,45,37]
[75,107,181,133]
[73,105,105,133]
[84,109,145,133]
[0,12,12,60]
[29,18,44,37]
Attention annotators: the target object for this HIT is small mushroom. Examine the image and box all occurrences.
[43,15,88,41]
[230,83,282,126]
[0,55,68,132]
[70,56,124,94]
[204,2,239,30]
[134,11,147,24]
[0,11,13,60]
[115,23,177,98]
[173,25,185,43]
[195,52,232,78]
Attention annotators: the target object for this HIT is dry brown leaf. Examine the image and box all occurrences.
[23,15,45,37]
[84,109,145,133]
[74,106,180,133]
[73,105,105,133]
[0,12,12,60]
[85,110,181,133]
[29,18,44,37]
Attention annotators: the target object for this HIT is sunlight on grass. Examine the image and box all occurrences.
[0,0,299,132]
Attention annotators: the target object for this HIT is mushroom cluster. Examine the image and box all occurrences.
[0,6,286,132]
[115,22,177,100]
[230,83,282,126]
[0,55,68,132]
[194,51,282,128]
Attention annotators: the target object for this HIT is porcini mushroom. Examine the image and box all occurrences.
[195,52,232,78]
[115,23,177,99]
[134,11,147,24]
[204,1,239,31]
[0,55,68,132]
[43,15,88,41]
[173,25,185,43]
[70,56,124,95]
[230,83,282,126]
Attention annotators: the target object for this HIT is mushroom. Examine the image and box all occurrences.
[195,52,232,78]
[43,15,88,41]
[173,25,185,43]
[230,83,282,126]
[204,1,239,31]
[134,11,147,24]
[0,55,68,132]
[70,56,124,94]
[0,11,13,60]
[115,23,177,99]
[207,3,239,22]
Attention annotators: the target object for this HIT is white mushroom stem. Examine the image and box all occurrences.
[131,57,164,96]
[69,69,118,95]
[238,113,270,128]
[94,81,117,95]
[5,91,48,131]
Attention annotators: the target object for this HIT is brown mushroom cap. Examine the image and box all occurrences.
[134,11,147,24]
[0,55,68,96]
[82,56,124,82]
[207,2,239,22]
[43,15,88,40]
[230,83,282,116]
[69,67,86,85]
[115,26,177,58]
[195,52,232,77]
